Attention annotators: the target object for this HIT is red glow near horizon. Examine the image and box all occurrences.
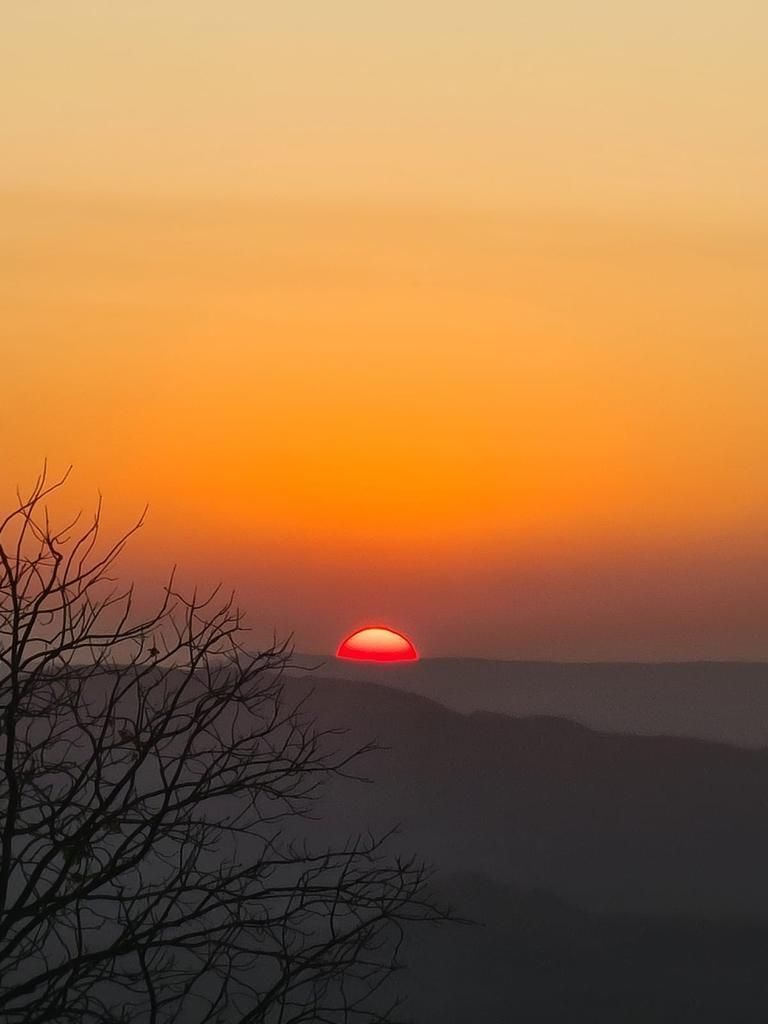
[336,626,419,662]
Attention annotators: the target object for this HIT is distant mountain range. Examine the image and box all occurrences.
[289,656,768,747]
[278,670,768,1020]
[290,674,768,920]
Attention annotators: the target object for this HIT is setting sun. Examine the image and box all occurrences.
[337,626,419,662]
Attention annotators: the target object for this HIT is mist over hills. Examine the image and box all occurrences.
[278,671,768,1019]
[292,674,768,920]
[403,872,768,1022]
[290,656,768,747]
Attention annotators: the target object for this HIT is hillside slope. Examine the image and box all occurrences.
[288,675,768,919]
[290,657,768,747]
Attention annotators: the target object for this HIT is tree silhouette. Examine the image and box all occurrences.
[0,468,442,1024]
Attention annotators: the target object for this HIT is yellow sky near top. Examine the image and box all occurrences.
[2,2,767,214]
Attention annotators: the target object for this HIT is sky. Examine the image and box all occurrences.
[2,2,767,659]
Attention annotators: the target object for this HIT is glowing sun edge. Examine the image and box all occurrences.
[336,625,419,662]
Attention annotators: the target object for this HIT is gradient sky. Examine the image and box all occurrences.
[2,3,767,659]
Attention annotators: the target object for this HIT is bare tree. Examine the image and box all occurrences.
[0,467,443,1024]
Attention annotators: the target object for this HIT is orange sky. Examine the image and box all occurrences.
[2,4,767,658]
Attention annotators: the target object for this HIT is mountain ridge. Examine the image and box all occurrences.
[286,655,768,747]
[283,673,768,920]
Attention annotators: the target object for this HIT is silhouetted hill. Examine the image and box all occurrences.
[401,872,768,1023]
[285,675,768,919]
[290,656,768,747]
